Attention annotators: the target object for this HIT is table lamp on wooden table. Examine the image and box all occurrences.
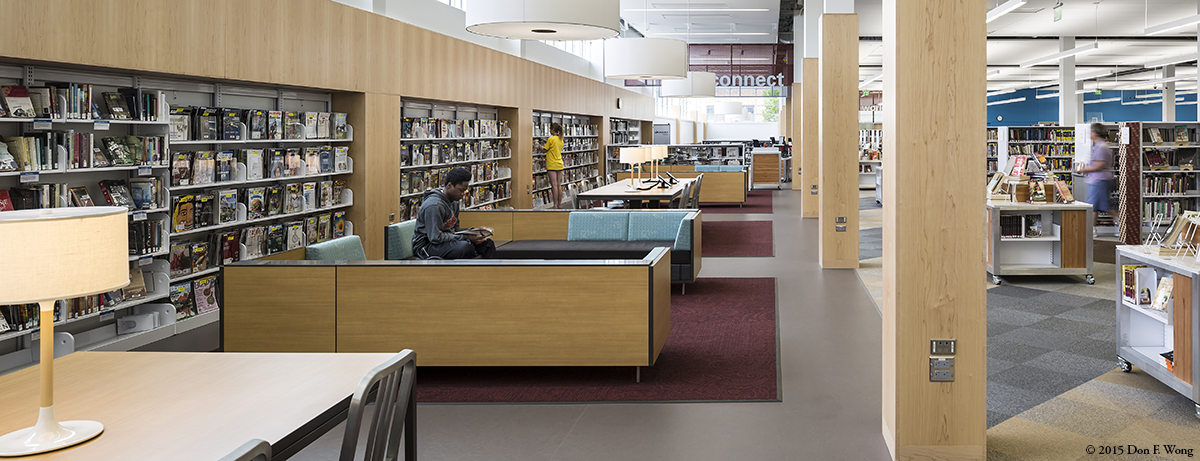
[647,145,668,187]
[0,207,129,456]
[620,146,649,192]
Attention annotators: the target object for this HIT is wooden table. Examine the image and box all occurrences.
[574,178,694,209]
[0,351,395,460]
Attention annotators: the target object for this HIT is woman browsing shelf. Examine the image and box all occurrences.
[1077,123,1113,218]
[538,123,565,209]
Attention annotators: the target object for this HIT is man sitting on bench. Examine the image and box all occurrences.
[413,167,497,259]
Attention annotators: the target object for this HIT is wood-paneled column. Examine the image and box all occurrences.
[332,92,402,259]
[882,0,986,458]
[502,106,534,209]
[817,13,859,268]
[801,61,820,218]
[792,83,803,186]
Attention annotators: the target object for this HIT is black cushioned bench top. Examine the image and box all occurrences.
[495,240,689,265]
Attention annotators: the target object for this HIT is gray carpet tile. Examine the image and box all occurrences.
[859,195,881,210]
[988,307,1051,327]
[986,284,1117,428]
[994,327,1083,351]
[987,381,1057,421]
[990,365,1092,397]
[859,227,882,261]
[988,320,1022,337]
[1146,395,1200,427]
[988,338,1053,363]
[1024,351,1121,379]
[989,285,1050,299]
[1018,397,1141,439]
[988,357,1020,376]
[987,410,1014,430]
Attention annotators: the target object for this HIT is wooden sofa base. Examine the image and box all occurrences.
[222,249,671,367]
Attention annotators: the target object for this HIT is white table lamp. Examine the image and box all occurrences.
[619,147,649,192]
[648,145,668,187]
[0,207,129,456]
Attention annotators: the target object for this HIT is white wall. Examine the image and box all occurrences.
[679,120,696,144]
[704,122,782,141]
[522,41,597,81]
[331,0,375,11]
[381,0,521,56]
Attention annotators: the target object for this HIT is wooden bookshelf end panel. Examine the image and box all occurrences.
[1060,210,1089,268]
[1174,272,1193,385]
[223,266,337,353]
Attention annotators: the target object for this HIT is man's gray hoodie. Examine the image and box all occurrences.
[413,188,465,253]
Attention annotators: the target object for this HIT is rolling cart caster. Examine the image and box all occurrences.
[992,275,1002,285]
[1086,275,1095,285]
[1119,356,1132,373]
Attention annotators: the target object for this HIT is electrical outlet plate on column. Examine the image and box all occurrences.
[929,357,955,382]
[930,339,955,355]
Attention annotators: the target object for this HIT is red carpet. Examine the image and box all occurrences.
[700,190,773,214]
[415,278,778,403]
[701,220,774,257]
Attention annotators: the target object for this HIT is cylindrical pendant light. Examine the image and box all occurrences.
[605,38,689,80]
[464,0,620,41]
[714,101,743,114]
[661,71,718,98]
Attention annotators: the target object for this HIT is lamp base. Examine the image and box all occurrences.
[0,407,103,457]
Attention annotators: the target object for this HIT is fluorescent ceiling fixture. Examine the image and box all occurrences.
[1113,75,1192,89]
[1075,70,1113,81]
[987,97,1027,106]
[859,72,884,89]
[1084,97,1121,104]
[1144,54,1198,68]
[987,69,1002,78]
[1035,92,1059,99]
[623,8,769,12]
[1019,43,1099,68]
[1181,101,1199,105]
[986,0,1027,23]
[1144,14,1200,36]
[651,32,769,36]
[1123,99,1159,105]
[987,88,1017,96]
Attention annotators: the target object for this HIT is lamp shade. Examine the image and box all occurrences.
[464,0,620,40]
[649,145,668,160]
[605,38,688,80]
[661,72,718,98]
[619,146,648,164]
[0,207,129,304]
[714,101,743,114]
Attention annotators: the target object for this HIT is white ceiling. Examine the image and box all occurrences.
[619,0,781,43]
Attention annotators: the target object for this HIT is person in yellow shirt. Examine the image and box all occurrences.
[539,123,565,208]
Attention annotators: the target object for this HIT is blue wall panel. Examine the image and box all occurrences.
[986,89,1197,126]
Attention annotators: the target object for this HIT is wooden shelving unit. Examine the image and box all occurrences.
[1115,247,1199,419]
[532,111,598,209]
[987,201,1094,285]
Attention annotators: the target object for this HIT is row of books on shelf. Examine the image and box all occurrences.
[611,133,639,145]
[998,214,1044,238]
[170,107,348,142]
[171,180,347,232]
[170,212,348,280]
[1146,126,1194,145]
[535,167,598,189]
[988,160,999,175]
[398,185,511,221]
[401,164,509,196]
[1,134,167,172]
[987,128,998,141]
[611,120,637,131]
[400,140,510,168]
[0,179,153,211]
[1,84,163,121]
[0,265,168,332]
[1143,199,1194,221]
[401,118,508,140]
[859,164,876,174]
[534,122,596,137]
[547,138,598,152]
[1122,265,1173,313]
[1144,149,1197,170]
[1009,143,1074,157]
[170,147,349,187]
[534,152,598,173]
[1008,127,1074,142]
[130,220,165,256]
[1143,175,1195,195]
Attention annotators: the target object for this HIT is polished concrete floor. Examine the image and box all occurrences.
[294,189,892,461]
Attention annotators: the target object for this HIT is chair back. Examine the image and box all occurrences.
[219,439,271,461]
[384,220,417,260]
[674,181,692,209]
[305,235,366,261]
[689,174,704,208]
[340,350,417,461]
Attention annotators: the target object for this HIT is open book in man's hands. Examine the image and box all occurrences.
[455,227,494,238]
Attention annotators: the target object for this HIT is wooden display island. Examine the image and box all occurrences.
[986,201,1094,284]
[751,147,782,190]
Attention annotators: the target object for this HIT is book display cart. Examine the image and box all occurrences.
[605,117,642,174]
[399,100,512,220]
[0,64,358,375]
[859,129,882,190]
[1115,247,1200,418]
[533,111,598,208]
[986,201,1095,285]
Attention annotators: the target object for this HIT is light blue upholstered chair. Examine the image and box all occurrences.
[304,235,366,261]
[384,220,417,260]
